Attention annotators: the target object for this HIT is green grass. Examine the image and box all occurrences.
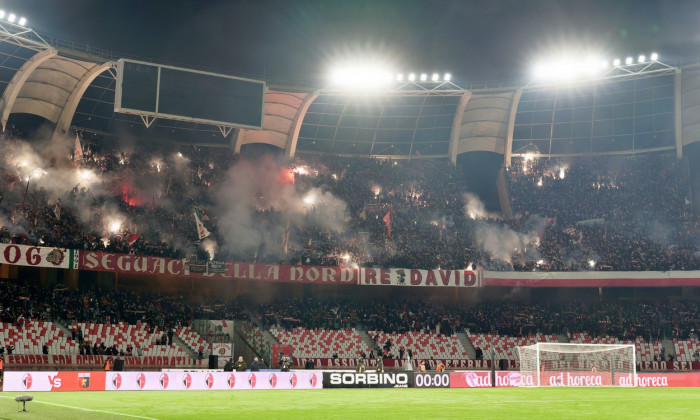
[1,388,699,420]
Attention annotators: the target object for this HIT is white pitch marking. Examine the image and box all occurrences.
[0,395,159,420]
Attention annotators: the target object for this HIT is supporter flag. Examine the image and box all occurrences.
[200,207,211,221]
[127,233,140,247]
[283,220,290,254]
[383,206,392,238]
[53,198,61,220]
[74,134,83,167]
[194,204,211,221]
[194,208,211,240]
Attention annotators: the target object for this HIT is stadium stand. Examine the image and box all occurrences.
[369,331,468,360]
[568,332,663,363]
[176,326,209,357]
[0,321,69,355]
[270,327,366,358]
[673,339,700,362]
[2,130,700,272]
[468,333,558,361]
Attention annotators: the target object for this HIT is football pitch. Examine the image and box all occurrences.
[1,388,699,419]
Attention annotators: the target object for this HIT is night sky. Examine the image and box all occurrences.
[3,0,699,84]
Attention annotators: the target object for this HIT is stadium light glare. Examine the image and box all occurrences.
[431,73,439,81]
[625,57,633,65]
[18,17,26,26]
[650,52,658,61]
[408,73,416,81]
[420,73,427,81]
[582,56,601,76]
[7,13,16,23]
[601,60,609,69]
[588,259,596,268]
[329,64,394,90]
[0,11,5,19]
[396,73,404,82]
[444,73,451,81]
[532,55,605,82]
[638,55,646,63]
[613,58,621,67]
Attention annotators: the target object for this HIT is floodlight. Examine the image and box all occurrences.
[8,13,16,23]
[650,52,658,61]
[601,60,609,69]
[613,58,621,66]
[18,17,26,26]
[431,73,439,81]
[582,56,600,76]
[444,73,451,81]
[396,73,404,82]
[329,64,394,89]
[625,57,633,65]
[0,11,5,19]
[408,73,416,81]
[420,73,427,81]
[638,55,646,63]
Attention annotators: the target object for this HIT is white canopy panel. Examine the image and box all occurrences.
[456,91,516,155]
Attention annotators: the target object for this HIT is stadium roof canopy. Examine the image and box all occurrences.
[2,22,700,163]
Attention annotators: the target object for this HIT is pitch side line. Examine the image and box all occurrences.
[0,395,159,420]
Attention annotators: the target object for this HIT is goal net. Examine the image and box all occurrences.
[518,343,636,387]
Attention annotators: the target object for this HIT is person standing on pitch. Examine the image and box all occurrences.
[234,356,247,372]
[376,356,384,373]
[356,356,366,372]
[250,357,261,371]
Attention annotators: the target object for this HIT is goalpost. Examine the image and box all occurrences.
[518,343,636,387]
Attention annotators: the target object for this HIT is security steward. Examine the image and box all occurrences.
[234,356,247,372]
[356,357,366,373]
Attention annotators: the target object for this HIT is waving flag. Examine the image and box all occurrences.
[74,134,83,167]
[383,205,392,238]
[194,208,211,240]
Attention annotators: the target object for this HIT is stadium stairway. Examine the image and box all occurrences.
[458,331,476,359]
[172,334,197,358]
[262,329,280,347]
[53,320,76,338]
[662,338,676,360]
[358,329,381,354]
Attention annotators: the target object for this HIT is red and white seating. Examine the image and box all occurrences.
[270,327,366,358]
[369,331,468,360]
[568,332,661,362]
[468,333,558,360]
[674,339,700,362]
[176,326,208,356]
[0,321,74,355]
[74,322,187,357]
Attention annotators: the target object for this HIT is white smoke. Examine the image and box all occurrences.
[215,154,349,259]
[463,192,500,220]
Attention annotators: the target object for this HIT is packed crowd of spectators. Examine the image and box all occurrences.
[258,298,700,342]
[2,131,700,272]
[0,278,247,329]
[507,154,699,271]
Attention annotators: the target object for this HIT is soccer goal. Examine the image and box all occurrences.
[518,343,636,387]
